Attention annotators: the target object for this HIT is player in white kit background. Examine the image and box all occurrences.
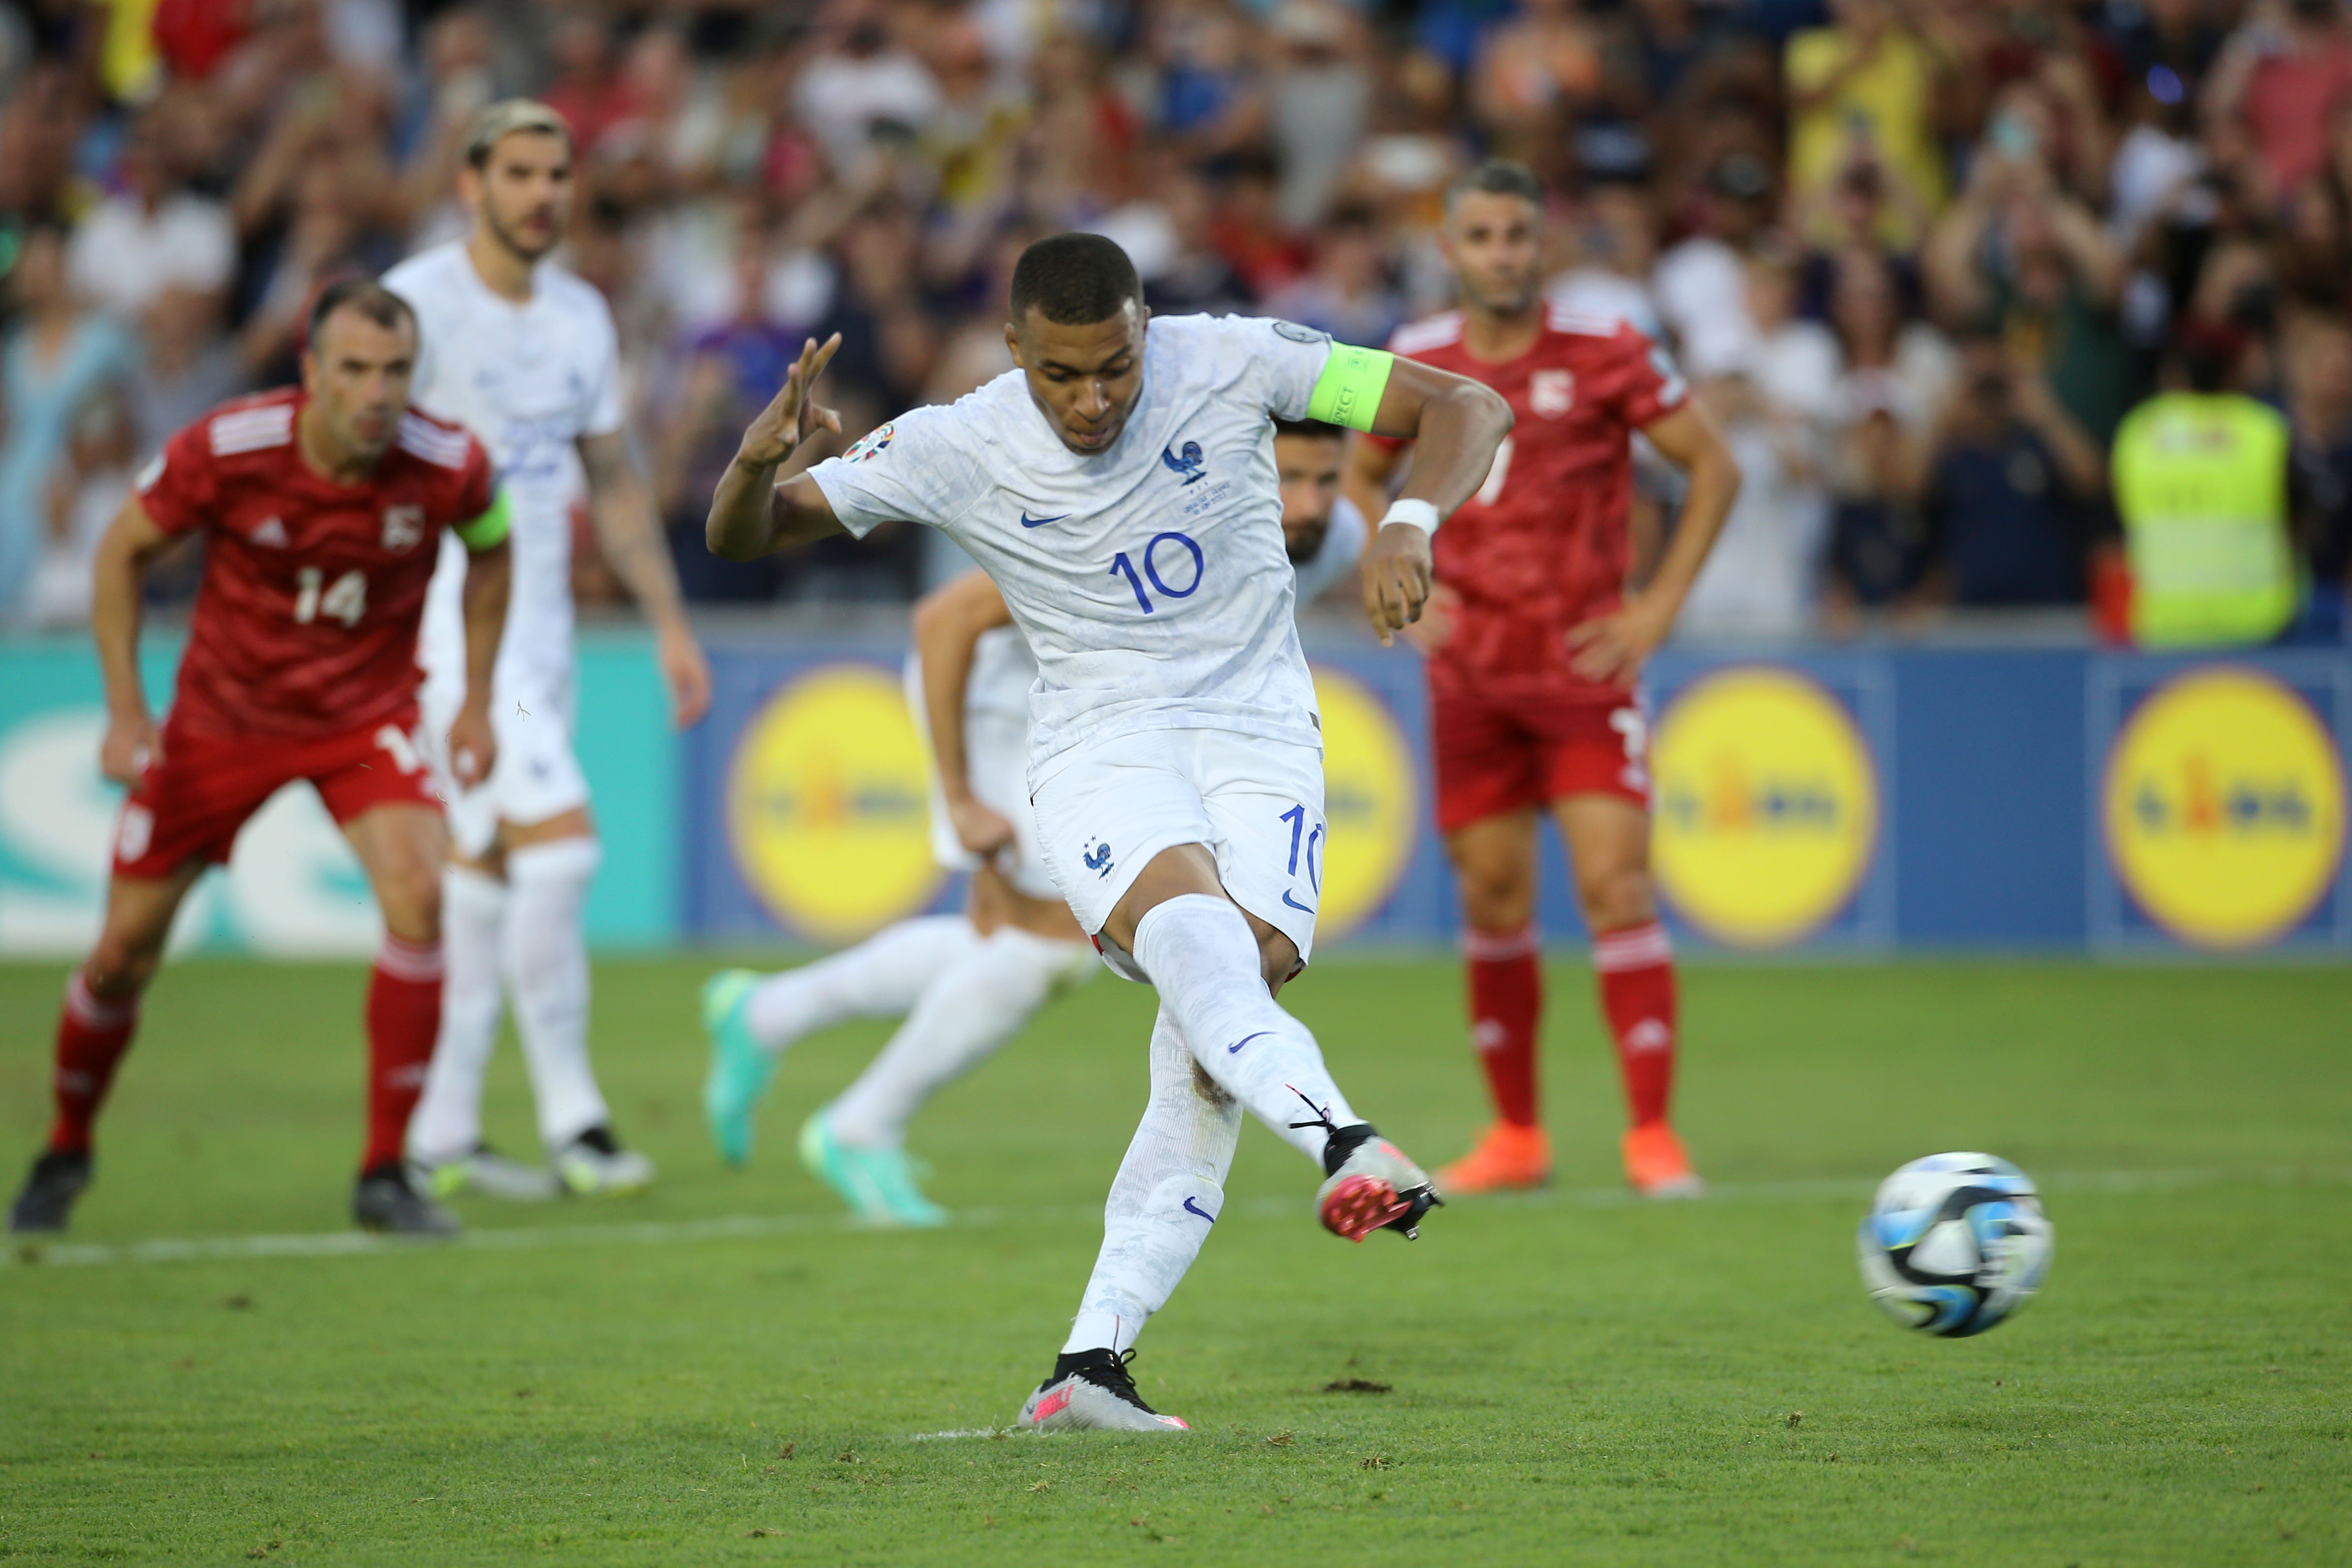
[388,101,713,1200]
[705,233,1511,1432]
[699,423,1369,1227]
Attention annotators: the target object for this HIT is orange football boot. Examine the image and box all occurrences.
[1434,1122,1552,1195]
[1622,1121,1703,1199]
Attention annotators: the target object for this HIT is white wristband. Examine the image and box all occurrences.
[1380,497,1441,536]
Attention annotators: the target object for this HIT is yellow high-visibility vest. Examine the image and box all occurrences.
[2112,392,2296,648]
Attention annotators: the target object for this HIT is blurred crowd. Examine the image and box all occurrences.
[2,0,2351,635]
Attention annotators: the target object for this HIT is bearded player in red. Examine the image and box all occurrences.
[1346,163,1740,1198]
[7,281,512,1238]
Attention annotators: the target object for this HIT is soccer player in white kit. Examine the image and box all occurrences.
[705,234,1510,1432]
[699,424,1369,1227]
[389,101,713,1200]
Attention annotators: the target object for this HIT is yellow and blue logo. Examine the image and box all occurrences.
[727,664,943,942]
[2103,667,2345,948]
[1650,668,1879,947]
[1310,666,1417,940]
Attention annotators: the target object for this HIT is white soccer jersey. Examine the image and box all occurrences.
[810,314,1338,773]
[952,491,1368,744]
[386,241,624,690]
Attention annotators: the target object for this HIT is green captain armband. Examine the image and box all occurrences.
[1306,343,1396,432]
[454,490,511,551]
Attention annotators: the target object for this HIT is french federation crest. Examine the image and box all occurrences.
[381,504,425,553]
[1161,441,1207,485]
[845,423,895,463]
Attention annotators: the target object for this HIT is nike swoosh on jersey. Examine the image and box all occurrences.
[1226,1031,1274,1055]
[1019,512,1071,528]
[1182,1197,1217,1222]
[1282,891,1317,914]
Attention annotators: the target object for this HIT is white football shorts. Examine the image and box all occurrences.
[1029,727,1327,978]
[422,658,591,859]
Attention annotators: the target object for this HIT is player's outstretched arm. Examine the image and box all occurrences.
[1565,401,1741,685]
[451,536,511,788]
[706,334,850,561]
[1356,358,1513,646]
[579,430,712,728]
[88,499,179,784]
[912,569,1019,860]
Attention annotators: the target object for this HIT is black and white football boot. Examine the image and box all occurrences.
[1017,1348,1191,1433]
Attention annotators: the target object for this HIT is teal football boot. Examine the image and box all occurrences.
[798,1109,949,1228]
[702,970,776,1166]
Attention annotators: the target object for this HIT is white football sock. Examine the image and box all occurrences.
[406,865,508,1163]
[1129,893,1358,1166]
[743,914,982,1052]
[1063,1005,1243,1354]
[827,926,1092,1148]
[504,837,610,1151]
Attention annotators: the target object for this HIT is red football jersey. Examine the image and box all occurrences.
[136,390,496,741]
[1373,307,1686,701]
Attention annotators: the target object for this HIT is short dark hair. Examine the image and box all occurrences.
[1009,232,1142,327]
[1447,159,1545,214]
[1272,418,1345,443]
[306,277,417,350]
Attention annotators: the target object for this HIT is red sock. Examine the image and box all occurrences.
[1594,922,1676,1127]
[1464,924,1542,1127]
[48,971,142,1155]
[364,936,443,1173]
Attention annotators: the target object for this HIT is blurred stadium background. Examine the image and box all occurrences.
[0,0,2347,959]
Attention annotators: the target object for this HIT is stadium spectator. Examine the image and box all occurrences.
[1264,202,1406,348]
[2287,311,2352,634]
[1919,333,2108,609]
[65,107,236,324]
[2203,0,2352,200]
[1926,134,2135,445]
[1783,0,1948,250]
[1,225,137,621]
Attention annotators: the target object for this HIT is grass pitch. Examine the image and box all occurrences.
[2,956,2348,1566]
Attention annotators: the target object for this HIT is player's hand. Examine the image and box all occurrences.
[1566,595,1674,686]
[1361,522,1435,647]
[656,621,712,728]
[447,700,498,788]
[99,711,158,786]
[947,794,1016,861]
[1399,579,1461,654]
[735,333,844,470]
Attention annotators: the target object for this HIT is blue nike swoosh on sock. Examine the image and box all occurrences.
[1226,1031,1274,1054]
[1282,891,1316,913]
[1182,1197,1216,1222]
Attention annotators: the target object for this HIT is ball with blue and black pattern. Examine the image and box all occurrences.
[1857,1152,2055,1338]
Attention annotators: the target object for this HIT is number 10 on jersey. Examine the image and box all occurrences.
[1109,531,1204,614]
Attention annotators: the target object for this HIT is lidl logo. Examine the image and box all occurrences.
[2103,668,2345,948]
[1651,668,1878,947]
[1310,666,1417,940]
[727,664,944,941]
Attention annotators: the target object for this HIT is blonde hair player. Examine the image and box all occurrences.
[388,101,714,1201]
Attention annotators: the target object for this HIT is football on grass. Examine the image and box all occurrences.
[1858,1152,2054,1338]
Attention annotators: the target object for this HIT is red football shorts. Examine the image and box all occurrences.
[111,708,439,880]
[1430,685,1650,833]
